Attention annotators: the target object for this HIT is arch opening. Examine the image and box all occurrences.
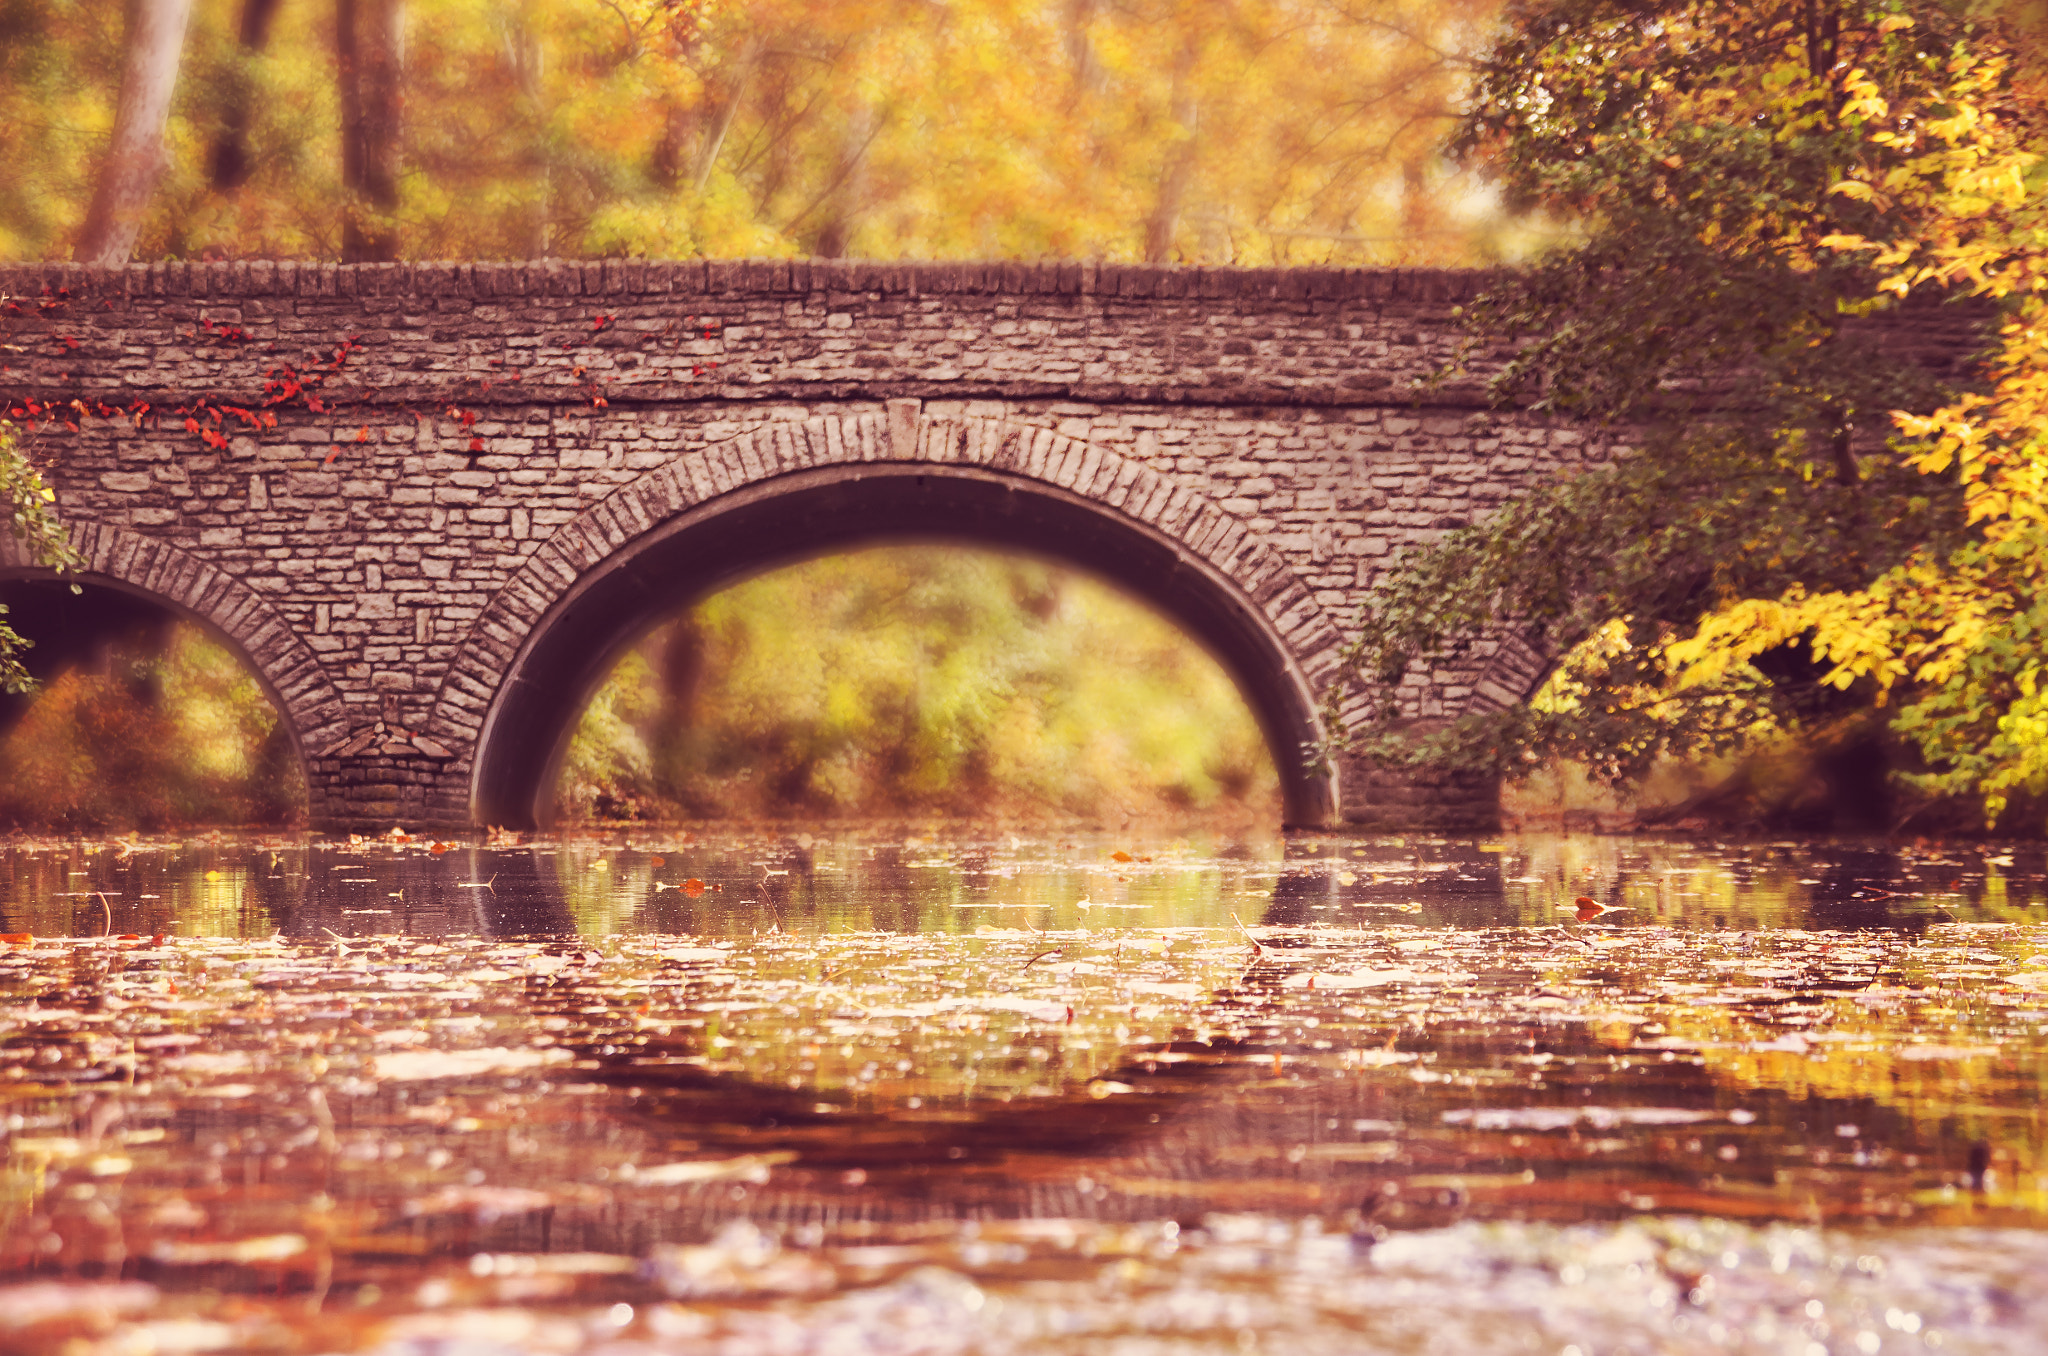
[552,544,1283,824]
[0,575,309,829]
[471,465,1337,829]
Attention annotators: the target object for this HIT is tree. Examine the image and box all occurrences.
[73,0,194,265]
[338,0,404,261]
[0,421,83,694]
[1329,0,2048,827]
[210,0,288,193]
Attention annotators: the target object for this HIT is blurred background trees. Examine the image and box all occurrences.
[1,0,1528,266]
[554,547,1279,824]
[0,596,305,830]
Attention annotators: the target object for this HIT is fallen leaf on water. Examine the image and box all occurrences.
[630,1151,798,1186]
[0,1282,158,1330]
[653,946,732,963]
[149,1234,308,1265]
[1574,896,1630,923]
[1281,967,1427,990]
[0,932,31,945]
[1111,851,1133,863]
[370,1047,572,1081]
[647,1222,836,1299]
[165,1051,256,1074]
[466,1252,637,1277]
[682,878,707,897]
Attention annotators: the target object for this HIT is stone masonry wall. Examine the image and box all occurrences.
[0,260,1986,829]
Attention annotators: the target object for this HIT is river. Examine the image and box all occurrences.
[2,829,2044,1354]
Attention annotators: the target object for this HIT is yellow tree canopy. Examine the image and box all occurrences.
[0,0,1527,264]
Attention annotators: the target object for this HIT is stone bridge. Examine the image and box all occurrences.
[0,260,1980,831]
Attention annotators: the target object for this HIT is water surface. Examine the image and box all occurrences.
[2,830,2044,1354]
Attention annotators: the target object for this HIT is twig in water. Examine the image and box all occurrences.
[456,874,497,893]
[1231,912,1265,956]
[96,892,113,936]
[1022,948,1063,971]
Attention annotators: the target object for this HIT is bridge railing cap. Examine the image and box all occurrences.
[0,258,1505,304]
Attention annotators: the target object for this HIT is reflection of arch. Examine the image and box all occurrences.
[429,412,1344,828]
[0,522,349,783]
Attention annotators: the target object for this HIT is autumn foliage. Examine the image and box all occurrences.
[0,0,1518,266]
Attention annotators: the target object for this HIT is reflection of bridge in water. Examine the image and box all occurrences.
[228,838,1993,1248]
[4,262,1981,830]
[283,857,1980,1254]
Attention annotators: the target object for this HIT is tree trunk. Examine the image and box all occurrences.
[811,101,875,259]
[338,0,403,262]
[73,0,195,265]
[1142,43,1199,264]
[209,0,286,192]
[691,35,759,194]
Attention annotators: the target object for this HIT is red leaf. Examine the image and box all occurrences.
[1572,896,1631,923]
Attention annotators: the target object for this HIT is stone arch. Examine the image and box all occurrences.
[427,410,1348,828]
[1465,625,1554,716]
[0,521,350,800]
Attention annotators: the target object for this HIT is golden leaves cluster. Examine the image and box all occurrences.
[1657,20,2048,818]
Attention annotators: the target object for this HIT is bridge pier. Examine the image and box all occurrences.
[305,751,470,832]
[1332,753,1503,834]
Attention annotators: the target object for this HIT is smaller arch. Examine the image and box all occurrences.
[1465,624,1555,716]
[431,413,1347,828]
[1,522,350,805]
